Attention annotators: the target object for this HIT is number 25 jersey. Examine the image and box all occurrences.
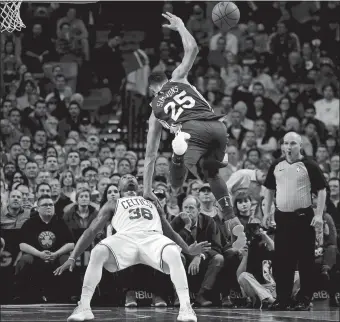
[111,196,163,234]
[151,81,220,129]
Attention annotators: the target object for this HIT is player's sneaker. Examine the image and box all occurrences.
[172,132,191,156]
[67,302,94,321]
[177,303,197,322]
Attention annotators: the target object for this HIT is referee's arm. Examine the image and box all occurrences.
[304,159,327,217]
[262,160,278,225]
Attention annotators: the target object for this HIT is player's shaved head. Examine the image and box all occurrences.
[284,132,302,145]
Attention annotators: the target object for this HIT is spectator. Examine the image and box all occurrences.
[314,84,339,131]
[267,21,301,65]
[45,156,60,179]
[98,145,111,164]
[227,110,247,148]
[22,23,52,73]
[15,194,74,302]
[0,190,30,229]
[16,184,33,210]
[254,119,277,153]
[198,183,219,218]
[83,166,98,192]
[171,195,223,307]
[94,28,125,94]
[36,170,51,185]
[96,177,111,203]
[24,161,39,192]
[8,170,29,191]
[210,30,238,56]
[19,135,32,157]
[66,151,81,178]
[31,130,48,156]
[124,151,138,174]
[329,154,340,179]
[49,178,72,218]
[63,188,98,234]
[30,183,52,218]
[98,166,111,180]
[60,170,76,202]
[186,4,212,48]
[236,227,276,308]
[117,158,132,176]
[56,7,89,61]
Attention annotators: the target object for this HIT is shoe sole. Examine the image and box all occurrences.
[177,318,197,322]
[67,313,94,322]
[125,303,137,307]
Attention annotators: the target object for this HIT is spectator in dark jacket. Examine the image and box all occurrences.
[171,195,223,307]
[63,188,98,236]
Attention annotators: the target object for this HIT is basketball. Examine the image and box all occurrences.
[212,1,240,31]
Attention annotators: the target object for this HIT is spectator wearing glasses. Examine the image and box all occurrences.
[14,195,74,302]
[19,135,32,157]
[83,167,99,192]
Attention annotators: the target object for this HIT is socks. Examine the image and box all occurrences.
[172,153,184,165]
[79,253,105,308]
[80,285,95,308]
[170,154,187,190]
[207,175,235,220]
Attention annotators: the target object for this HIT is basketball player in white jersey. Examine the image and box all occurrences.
[55,174,210,322]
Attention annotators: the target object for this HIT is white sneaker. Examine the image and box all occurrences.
[172,132,191,156]
[67,302,94,321]
[177,303,197,322]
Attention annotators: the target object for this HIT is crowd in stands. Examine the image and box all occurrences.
[0,0,339,308]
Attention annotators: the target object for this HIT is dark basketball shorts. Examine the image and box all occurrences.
[180,119,228,176]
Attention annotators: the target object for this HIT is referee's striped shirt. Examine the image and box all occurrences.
[264,157,327,212]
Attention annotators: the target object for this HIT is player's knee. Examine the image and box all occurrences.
[90,244,110,263]
[162,244,181,264]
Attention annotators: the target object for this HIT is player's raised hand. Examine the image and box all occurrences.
[53,258,75,275]
[188,241,211,256]
[162,12,185,31]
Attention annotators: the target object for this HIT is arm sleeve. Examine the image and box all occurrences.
[303,159,328,193]
[263,161,277,190]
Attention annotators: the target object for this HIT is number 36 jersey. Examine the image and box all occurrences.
[111,196,163,234]
[151,81,220,129]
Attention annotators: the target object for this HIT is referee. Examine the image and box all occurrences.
[263,132,327,310]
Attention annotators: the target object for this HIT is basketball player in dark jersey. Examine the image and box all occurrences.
[144,12,240,227]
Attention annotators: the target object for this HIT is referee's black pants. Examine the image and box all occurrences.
[273,207,315,305]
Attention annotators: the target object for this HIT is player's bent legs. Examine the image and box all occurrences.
[80,244,118,308]
[68,245,119,321]
[161,244,191,307]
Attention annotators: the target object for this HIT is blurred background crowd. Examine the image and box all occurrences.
[0,0,339,308]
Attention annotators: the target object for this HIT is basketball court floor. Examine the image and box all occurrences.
[1,304,339,322]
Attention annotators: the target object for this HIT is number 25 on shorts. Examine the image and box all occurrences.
[129,207,153,220]
[164,90,195,121]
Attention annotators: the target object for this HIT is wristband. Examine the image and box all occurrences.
[68,257,76,262]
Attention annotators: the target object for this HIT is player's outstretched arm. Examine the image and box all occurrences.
[155,202,211,256]
[69,201,115,260]
[162,12,199,81]
[144,112,163,195]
